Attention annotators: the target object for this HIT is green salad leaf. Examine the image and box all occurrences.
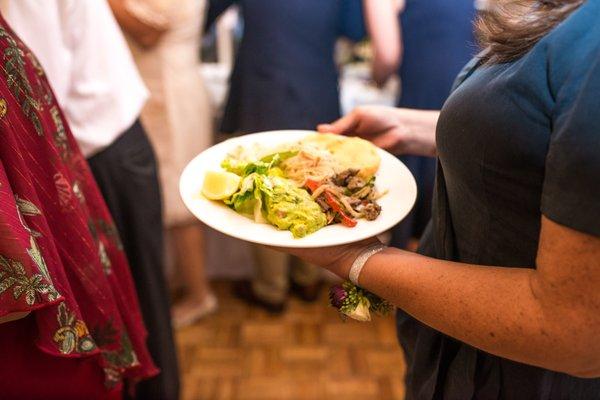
[221,150,326,238]
[221,151,298,177]
[223,174,266,224]
[259,150,298,165]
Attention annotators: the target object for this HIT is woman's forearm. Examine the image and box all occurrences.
[397,108,439,156]
[354,248,598,377]
[0,311,29,325]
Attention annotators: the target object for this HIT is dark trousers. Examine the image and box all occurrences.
[88,120,180,400]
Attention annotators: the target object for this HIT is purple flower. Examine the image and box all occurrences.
[329,284,347,309]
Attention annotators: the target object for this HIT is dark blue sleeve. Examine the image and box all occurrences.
[541,50,600,237]
[338,0,366,41]
[205,0,238,31]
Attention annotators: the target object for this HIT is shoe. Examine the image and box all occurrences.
[233,280,286,314]
[172,293,218,329]
[290,280,323,303]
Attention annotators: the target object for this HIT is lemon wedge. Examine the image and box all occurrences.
[202,171,241,200]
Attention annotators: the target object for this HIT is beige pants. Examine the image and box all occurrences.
[252,245,320,303]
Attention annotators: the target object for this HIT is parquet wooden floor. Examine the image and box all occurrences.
[175,281,406,400]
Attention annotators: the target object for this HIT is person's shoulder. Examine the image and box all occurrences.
[544,0,600,53]
[540,1,600,93]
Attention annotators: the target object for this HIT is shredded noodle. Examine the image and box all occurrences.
[281,148,341,186]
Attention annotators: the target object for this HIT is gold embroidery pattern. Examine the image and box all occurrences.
[26,52,44,77]
[50,106,69,161]
[15,194,42,238]
[92,321,141,389]
[53,172,74,211]
[12,196,61,303]
[26,237,60,301]
[72,181,85,204]
[0,28,43,135]
[0,251,57,306]
[102,333,140,389]
[53,302,97,355]
[98,241,112,275]
[0,195,60,305]
[97,219,124,251]
[15,194,41,216]
[88,218,125,275]
[25,52,53,107]
[0,98,6,118]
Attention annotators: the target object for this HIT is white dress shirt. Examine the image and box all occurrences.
[4,0,149,157]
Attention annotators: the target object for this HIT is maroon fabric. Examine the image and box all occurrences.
[0,317,122,400]
[0,15,157,397]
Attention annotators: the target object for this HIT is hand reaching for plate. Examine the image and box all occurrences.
[317,105,440,157]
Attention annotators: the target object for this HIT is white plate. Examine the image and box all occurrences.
[180,130,417,248]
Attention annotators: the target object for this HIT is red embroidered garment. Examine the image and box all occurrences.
[0,15,157,395]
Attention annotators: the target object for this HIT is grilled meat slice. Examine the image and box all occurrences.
[347,176,367,191]
[362,202,381,221]
[333,168,359,186]
[316,196,331,211]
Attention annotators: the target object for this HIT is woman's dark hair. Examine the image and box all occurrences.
[477,0,585,64]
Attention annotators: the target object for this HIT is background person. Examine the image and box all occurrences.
[367,0,478,250]
[109,0,218,329]
[363,0,402,88]
[303,0,600,397]
[205,0,367,313]
[4,1,180,398]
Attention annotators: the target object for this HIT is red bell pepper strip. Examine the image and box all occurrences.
[304,179,357,228]
[324,191,357,228]
[304,179,321,193]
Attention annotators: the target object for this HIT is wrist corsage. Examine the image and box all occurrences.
[329,281,392,322]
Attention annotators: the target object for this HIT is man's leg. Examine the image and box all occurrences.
[87,120,180,400]
[290,258,322,302]
[251,245,289,305]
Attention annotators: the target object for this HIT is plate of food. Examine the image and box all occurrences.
[179,130,417,248]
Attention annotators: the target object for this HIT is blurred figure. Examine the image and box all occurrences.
[109,0,218,329]
[368,0,477,250]
[363,0,402,87]
[4,1,180,398]
[206,0,364,313]
[0,9,156,398]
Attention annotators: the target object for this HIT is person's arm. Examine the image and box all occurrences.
[205,0,238,31]
[281,216,600,378]
[107,0,169,49]
[318,105,439,157]
[363,0,402,86]
[0,312,29,325]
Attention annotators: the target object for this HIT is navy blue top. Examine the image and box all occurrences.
[398,0,477,109]
[207,0,364,133]
[399,1,600,398]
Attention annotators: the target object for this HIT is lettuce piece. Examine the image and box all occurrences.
[260,150,298,165]
[220,157,248,176]
[222,151,298,177]
[224,174,267,223]
[268,167,284,178]
[225,174,256,214]
[221,157,273,177]
[221,150,326,238]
